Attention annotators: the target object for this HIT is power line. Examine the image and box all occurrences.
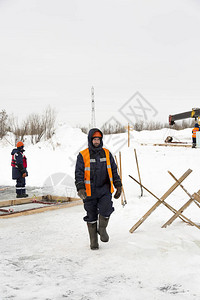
[91,86,96,128]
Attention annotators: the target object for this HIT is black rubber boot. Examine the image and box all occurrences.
[87,222,99,250]
[98,215,109,242]
[21,194,29,198]
[16,193,28,198]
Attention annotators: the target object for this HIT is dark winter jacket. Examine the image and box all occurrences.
[75,128,121,195]
[11,148,28,180]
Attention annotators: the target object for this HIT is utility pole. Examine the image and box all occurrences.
[91,86,96,128]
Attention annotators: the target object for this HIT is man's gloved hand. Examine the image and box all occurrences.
[78,189,87,200]
[114,186,122,199]
[22,173,27,178]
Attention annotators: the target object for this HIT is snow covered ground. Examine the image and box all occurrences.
[1,125,200,299]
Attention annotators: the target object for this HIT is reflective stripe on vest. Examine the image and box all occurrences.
[192,127,199,138]
[11,154,17,167]
[80,147,114,197]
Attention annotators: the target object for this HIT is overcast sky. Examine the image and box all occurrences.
[0,0,200,128]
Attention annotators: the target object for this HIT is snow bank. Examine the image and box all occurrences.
[1,125,200,299]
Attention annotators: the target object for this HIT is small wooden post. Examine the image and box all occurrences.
[128,123,130,147]
[115,154,127,206]
[134,148,143,197]
[124,123,133,147]
[119,151,124,206]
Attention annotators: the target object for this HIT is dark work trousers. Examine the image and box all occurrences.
[16,177,26,195]
[83,186,114,223]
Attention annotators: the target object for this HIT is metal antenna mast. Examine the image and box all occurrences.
[91,86,96,128]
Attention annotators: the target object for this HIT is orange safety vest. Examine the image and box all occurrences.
[192,127,199,138]
[80,147,114,197]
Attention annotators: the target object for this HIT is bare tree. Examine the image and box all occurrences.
[101,123,126,134]
[80,126,88,134]
[134,120,145,131]
[8,106,56,144]
[0,109,8,139]
[26,107,56,143]
[43,106,56,139]
[27,113,45,144]
[8,115,29,144]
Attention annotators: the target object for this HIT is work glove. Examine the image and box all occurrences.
[22,173,27,178]
[78,189,87,200]
[114,186,122,199]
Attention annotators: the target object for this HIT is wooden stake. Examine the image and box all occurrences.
[115,154,127,206]
[193,192,200,204]
[129,174,191,224]
[128,123,130,147]
[161,170,200,228]
[129,169,193,233]
[134,148,143,197]
[162,193,198,228]
[119,151,124,206]
[168,171,200,209]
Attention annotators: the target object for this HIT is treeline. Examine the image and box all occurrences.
[1,107,196,143]
[0,107,56,144]
[133,119,195,131]
[80,119,196,134]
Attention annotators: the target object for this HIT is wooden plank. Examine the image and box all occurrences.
[129,175,192,226]
[43,195,80,202]
[168,171,200,210]
[0,187,10,191]
[0,196,43,207]
[153,143,191,148]
[193,191,200,208]
[163,170,200,228]
[0,200,82,219]
[193,192,200,204]
[0,196,80,208]
[162,196,195,228]
[141,143,191,148]
[129,169,192,233]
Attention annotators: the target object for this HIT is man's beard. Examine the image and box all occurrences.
[93,143,100,147]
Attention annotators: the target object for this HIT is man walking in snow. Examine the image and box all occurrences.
[192,123,200,148]
[11,141,28,198]
[75,128,122,250]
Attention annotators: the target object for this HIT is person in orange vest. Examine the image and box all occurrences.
[75,128,122,250]
[192,123,200,148]
[11,141,28,198]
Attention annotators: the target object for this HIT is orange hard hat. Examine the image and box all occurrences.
[16,141,24,148]
[92,131,102,138]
